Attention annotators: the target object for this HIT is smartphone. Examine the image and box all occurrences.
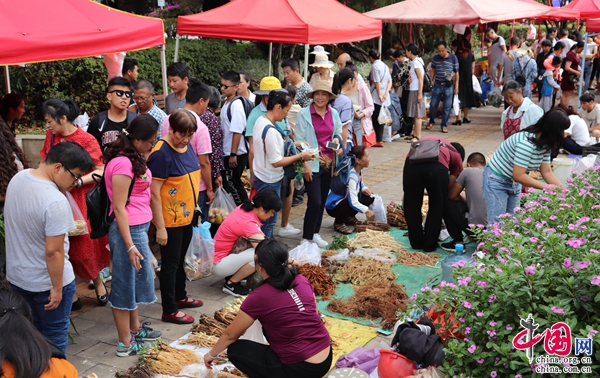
[326,141,340,150]
[136,257,141,271]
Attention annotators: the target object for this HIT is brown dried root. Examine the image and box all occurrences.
[142,342,200,375]
[191,314,228,337]
[387,203,407,229]
[327,280,408,329]
[346,229,403,252]
[181,332,219,348]
[214,309,237,326]
[335,256,395,286]
[353,221,391,232]
[397,249,441,267]
[321,250,339,257]
[298,264,337,298]
[321,258,343,275]
[115,363,155,378]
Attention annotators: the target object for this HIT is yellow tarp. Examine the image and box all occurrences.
[324,316,379,368]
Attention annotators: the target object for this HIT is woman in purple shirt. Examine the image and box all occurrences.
[204,239,332,378]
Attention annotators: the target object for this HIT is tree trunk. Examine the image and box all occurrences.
[273,43,283,78]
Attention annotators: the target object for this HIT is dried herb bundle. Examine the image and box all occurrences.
[335,256,395,286]
[397,249,441,267]
[181,332,219,348]
[115,364,155,378]
[353,221,391,232]
[327,280,408,329]
[347,229,403,252]
[141,342,200,375]
[191,314,228,337]
[299,264,337,298]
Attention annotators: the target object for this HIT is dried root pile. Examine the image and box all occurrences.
[215,308,237,325]
[191,314,228,337]
[397,249,441,267]
[335,256,395,286]
[387,202,407,229]
[299,264,337,298]
[327,280,408,329]
[347,229,403,252]
[241,171,251,191]
[321,250,340,257]
[321,258,343,275]
[115,364,155,378]
[141,342,200,375]
[181,332,219,348]
[354,221,391,232]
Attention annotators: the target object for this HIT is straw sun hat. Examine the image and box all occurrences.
[310,45,330,55]
[306,81,337,100]
[310,52,334,68]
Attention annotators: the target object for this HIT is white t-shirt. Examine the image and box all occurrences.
[410,58,425,91]
[252,116,284,183]
[220,98,248,156]
[581,103,600,129]
[559,38,576,59]
[4,170,75,292]
[567,115,591,146]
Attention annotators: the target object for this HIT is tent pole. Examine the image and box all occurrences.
[161,45,168,96]
[378,35,382,53]
[304,44,309,81]
[268,42,273,76]
[3,66,11,93]
[510,21,515,39]
[578,31,588,111]
[174,35,180,63]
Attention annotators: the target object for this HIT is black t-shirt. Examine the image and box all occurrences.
[88,112,128,150]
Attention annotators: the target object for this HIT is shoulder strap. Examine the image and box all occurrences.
[126,111,136,125]
[111,153,135,205]
[162,140,197,206]
[98,110,108,132]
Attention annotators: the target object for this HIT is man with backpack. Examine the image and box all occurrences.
[88,76,136,150]
[220,70,253,203]
[511,48,538,100]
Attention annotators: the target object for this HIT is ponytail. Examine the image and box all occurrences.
[255,239,297,291]
[241,188,283,213]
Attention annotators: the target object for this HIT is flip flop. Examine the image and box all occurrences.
[441,127,448,133]
[426,124,433,130]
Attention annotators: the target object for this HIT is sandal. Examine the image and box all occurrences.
[96,281,108,306]
[441,127,448,133]
[334,223,353,235]
[175,297,204,309]
[407,136,420,143]
[404,134,415,140]
[425,123,433,130]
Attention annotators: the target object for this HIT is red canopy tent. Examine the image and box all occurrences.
[0,0,165,92]
[519,0,582,20]
[587,18,600,30]
[563,0,600,19]
[365,0,579,23]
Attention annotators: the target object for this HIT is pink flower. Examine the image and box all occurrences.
[411,294,418,300]
[516,375,523,378]
[591,249,599,254]
[421,286,430,292]
[591,276,600,285]
[551,306,566,314]
[462,301,472,309]
[491,371,497,378]
[506,324,513,331]
[468,344,476,353]
[576,261,589,269]
[477,358,484,363]
[525,265,536,275]
[489,295,497,303]
[529,237,538,243]
[495,268,503,273]
[567,238,586,248]
[459,317,465,322]
[465,327,470,334]
[490,321,497,327]
[564,258,572,268]
[476,281,488,288]
[451,260,465,268]
[550,215,557,220]
[432,288,440,292]
[588,329,598,338]
[477,311,484,317]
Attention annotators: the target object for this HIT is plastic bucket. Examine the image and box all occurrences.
[378,349,416,378]
[552,157,575,185]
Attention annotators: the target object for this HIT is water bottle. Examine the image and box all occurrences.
[441,243,472,283]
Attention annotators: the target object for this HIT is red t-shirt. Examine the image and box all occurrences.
[408,136,463,177]
[240,275,331,364]
[213,205,263,263]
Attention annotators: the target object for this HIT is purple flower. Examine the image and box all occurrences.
[575,261,589,269]
[487,330,497,337]
[529,237,538,243]
[591,249,599,254]
[451,260,466,268]
[525,265,536,275]
[432,288,440,292]
[551,306,566,314]
[506,324,513,331]
[490,321,497,327]
[567,238,586,248]
[588,329,598,338]
[491,371,497,378]
[462,301,472,309]
[477,311,484,317]
[591,276,600,285]
[477,358,485,364]
[468,344,476,353]
[465,327,471,334]
[564,258,572,268]
[459,317,465,322]
[411,293,418,300]
[550,215,557,220]
[476,280,488,288]
[523,217,532,223]
[421,286,430,292]
[495,268,503,273]
[489,295,497,303]
[516,375,523,378]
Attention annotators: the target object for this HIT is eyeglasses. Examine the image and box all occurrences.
[146,138,158,149]
[134,95,152,102]
[219,83,236,89]
[109,90,133,98]
[63,165,83,184]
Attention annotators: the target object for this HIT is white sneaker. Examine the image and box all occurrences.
[278,224,301,237]
[312,234,329,248]
[391,133,401,141]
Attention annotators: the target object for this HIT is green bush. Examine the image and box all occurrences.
[400,167,600,377]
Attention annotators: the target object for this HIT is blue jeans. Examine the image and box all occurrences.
[429,82,454,129]
[253,177,282,238]
[11,280,76,354]
[584,60,593,90]
[482,166,522,225]
[199,190,209,223]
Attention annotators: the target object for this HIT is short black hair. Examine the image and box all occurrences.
[266,90,292,111]
[560,28,569,37]
[541,39,553,48]
[108,76,132,92]
[436,41,447,48]
[548,27,557,34]
[45,141,95,172]
[510,36,520,46]
[221,70,240,85]
[450,142,465,162]
[186,78,211,104]
[281,57,300,72]
[580,92,596,103]
[393,49,406,58]
[553,41,565,51]
[552,56,563,66]
[467,152,486,166]
[369,49,380,60]
[485,27,495,34]
[122,58,138,76]
[386,48,395,58]
[167,62,189,79]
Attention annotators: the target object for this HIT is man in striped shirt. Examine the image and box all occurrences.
[429,41,459,133]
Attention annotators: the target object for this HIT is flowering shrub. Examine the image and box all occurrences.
[400,166,600,376]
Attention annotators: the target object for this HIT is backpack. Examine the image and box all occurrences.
[97,110,136,132]
[86,157,134,239]
[261,123,297,179]
[417,58,433,93]
[226,96,255,151]
[330,137,356,195]
[391,317,445,367]
[515,56,527,86]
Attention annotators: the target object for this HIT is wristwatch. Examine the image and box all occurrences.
[230,153,236,157]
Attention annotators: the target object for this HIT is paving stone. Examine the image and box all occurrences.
[76,342,136,370]
[67,335,100,356]
[79,362,121,378]
[64,354,98,374]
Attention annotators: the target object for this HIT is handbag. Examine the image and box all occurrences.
[230,236,264,255]
[440,58,456,86]
[409,139,457,164]
[165,141,202,226]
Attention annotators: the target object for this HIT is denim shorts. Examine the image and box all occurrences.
[108,221,156,310]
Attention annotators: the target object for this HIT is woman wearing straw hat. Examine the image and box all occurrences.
[295,81,343,247]
[309,46,335,90]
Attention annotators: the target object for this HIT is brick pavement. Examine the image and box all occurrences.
[68,105,507,377]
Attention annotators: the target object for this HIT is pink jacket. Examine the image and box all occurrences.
[357,81,375,136]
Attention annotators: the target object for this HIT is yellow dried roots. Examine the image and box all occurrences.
[347,229,403,252]
[335,256,395,286]
[191,314,228,337]
[181,332,219,348]
[142,342,200,375]
[397,249,441,267]
[353,221,391,232]
[321,250,339,257]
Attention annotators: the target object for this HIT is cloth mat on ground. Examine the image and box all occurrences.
[323,316,379,368]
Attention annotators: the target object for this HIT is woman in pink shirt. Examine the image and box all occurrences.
[103,115,162,356]
[204,239,331,378]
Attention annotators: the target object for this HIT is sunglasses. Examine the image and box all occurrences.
[219,83,236,89]
[109,89,133,98]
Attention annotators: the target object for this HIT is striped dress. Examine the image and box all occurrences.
[488,132,551,181]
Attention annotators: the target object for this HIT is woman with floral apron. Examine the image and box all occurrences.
[500,81,544,140]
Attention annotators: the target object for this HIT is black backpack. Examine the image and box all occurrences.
[86,157,134,239]
[515,56,527,87]
[226,96,255,152]
[391,317,445,367]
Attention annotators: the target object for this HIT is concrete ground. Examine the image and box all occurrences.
[68,104,508,377]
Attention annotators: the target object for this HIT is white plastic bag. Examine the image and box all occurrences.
[184,227,215,281]
[453,24,467,35]
[65,191,88,236]
[326,248,350,262]
[452,94,460,116]
[405,366,445,378]
[377,105,393,126]
[240,320,267,343]
[382,125,392,142]
[289,239,322,265]
[526,24,537,40]
[208,186,236,225]
[179,363,211,377]
[369,195,387,223]
[351,248,398,265]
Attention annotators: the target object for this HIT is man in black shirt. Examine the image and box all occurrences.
[87,77,135,150]
[535,39,553,100]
